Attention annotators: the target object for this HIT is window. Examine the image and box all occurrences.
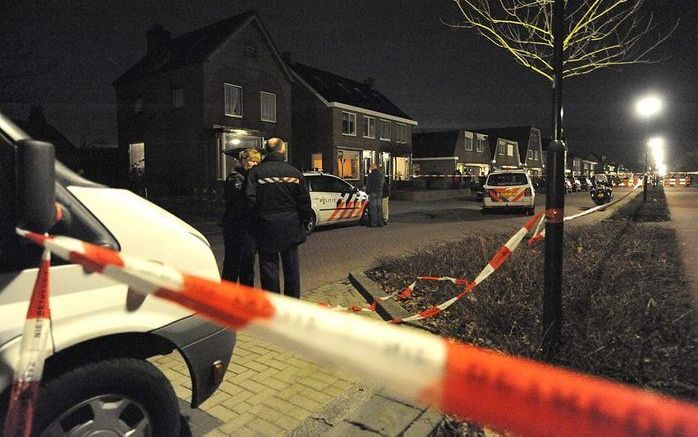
[311,153,323,171]
[534,150,538,160]
[260,91,276,122]
[337,149,360,179]
[325,175,354,193]
[134,97,143,114]
[396,124,407,143]
[498,142,505,155]
[394,156,410,180]
[507,144,514,156]
[244,45,257,57]
[379,120,391,141]
[342,112,356,135]
[363,116,375,138]
[476,138,485,152]
[172,87,184,109]
[486,173,529,186]
[224,83,243,117]
[129,143,145,175]
[465,136,473,151]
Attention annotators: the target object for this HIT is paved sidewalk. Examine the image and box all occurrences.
[151,279,441,436]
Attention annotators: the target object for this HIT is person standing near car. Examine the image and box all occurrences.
[245,138,311,298]
[221,148,261,285]
[365,163,384,227]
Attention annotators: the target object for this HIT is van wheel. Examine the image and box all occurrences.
[306,211,317,235]
[526,207,535,216]
[33,358,180,437]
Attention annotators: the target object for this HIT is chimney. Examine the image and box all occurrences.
[147,24,171,55]
[363,77,375,89]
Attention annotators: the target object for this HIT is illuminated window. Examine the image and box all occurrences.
[337,149,360,180]
[311,153,323,171]
[507,144,514,156]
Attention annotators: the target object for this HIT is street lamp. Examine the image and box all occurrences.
[635,95,662,200]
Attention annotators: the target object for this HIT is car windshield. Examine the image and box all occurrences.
[487,173,528,186]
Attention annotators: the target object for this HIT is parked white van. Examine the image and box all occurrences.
[303,171,368,233]
[0,112,234,435]
[482,169,536,215]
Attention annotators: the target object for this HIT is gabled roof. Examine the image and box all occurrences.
[289,62,415,122]
[114,10,292,85]
[476,126,541,161]
[412,130,460,158]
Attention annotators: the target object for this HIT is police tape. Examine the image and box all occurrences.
[391,212,542,323]
[528,181,643,246]
[15,228,698,436]
[4,248,51,437]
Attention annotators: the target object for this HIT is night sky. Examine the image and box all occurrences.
[2,0,696,168]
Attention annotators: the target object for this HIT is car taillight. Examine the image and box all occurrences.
[525,187,532,196]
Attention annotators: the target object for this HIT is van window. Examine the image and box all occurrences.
[487,173,528,186]
[324,175,353,193]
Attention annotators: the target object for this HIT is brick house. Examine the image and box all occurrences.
[411,129,491,176]
[474,130,522,170]
[113,10,293,194]
[288,62,417,184]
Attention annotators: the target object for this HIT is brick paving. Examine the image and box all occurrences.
[152,279,383,435]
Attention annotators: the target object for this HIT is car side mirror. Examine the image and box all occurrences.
[16,139,56,233]
[351,186,358,193]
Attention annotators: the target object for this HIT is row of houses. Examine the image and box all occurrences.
[111,10,626,194]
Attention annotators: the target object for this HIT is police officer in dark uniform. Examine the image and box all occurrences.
[221,148,261,285]
[245,138,311,298]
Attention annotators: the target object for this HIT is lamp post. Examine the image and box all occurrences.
[635,96,662,200]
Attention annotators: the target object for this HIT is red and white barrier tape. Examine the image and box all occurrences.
[392,213,542,323]
[16,228,698,436]
[529,181,643,246]
[4,248,52,437]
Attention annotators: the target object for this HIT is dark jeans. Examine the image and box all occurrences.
[222,231,256,286]
[259,245,301,298]
[368,194,384,227]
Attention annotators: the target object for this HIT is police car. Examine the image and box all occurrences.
[482,169,536,215]
[303,171,369,233]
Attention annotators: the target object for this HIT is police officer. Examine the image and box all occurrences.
[221,148,261,285]
[245,138,311,298]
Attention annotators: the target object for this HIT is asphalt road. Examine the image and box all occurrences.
[664,187,698,302]
[191,188,635,292]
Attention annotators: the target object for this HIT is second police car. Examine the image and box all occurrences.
[303,171,369,233]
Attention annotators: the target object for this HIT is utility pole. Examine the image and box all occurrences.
[543,0,566,356]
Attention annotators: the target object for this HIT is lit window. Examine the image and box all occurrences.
[379,120,391,141]
[260,91,276,122]
[337,149,360,179]
[363,116,375,138]
[507,144,514,156]
[224,84,243,117]
[499,142,505,155]
[476,138,484,152]
[311,153,323,171]
[342,112,356,136]
[172,87,184,109]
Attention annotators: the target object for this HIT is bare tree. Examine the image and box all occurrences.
[447,0,678,81]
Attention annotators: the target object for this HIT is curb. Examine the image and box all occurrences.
[349,270,432,332]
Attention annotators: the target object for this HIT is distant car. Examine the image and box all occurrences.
[303,171,368,233]
[577,176,591,191]
[564,178,573,193]
[482,169,535,215]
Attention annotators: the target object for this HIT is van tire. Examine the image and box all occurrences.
[526,207,535,216]
[33,358,180,437]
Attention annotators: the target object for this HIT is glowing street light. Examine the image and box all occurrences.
[635,94,663,200]
[648,137,665,167]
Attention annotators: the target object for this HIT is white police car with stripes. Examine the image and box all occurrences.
[303,171,368,233]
